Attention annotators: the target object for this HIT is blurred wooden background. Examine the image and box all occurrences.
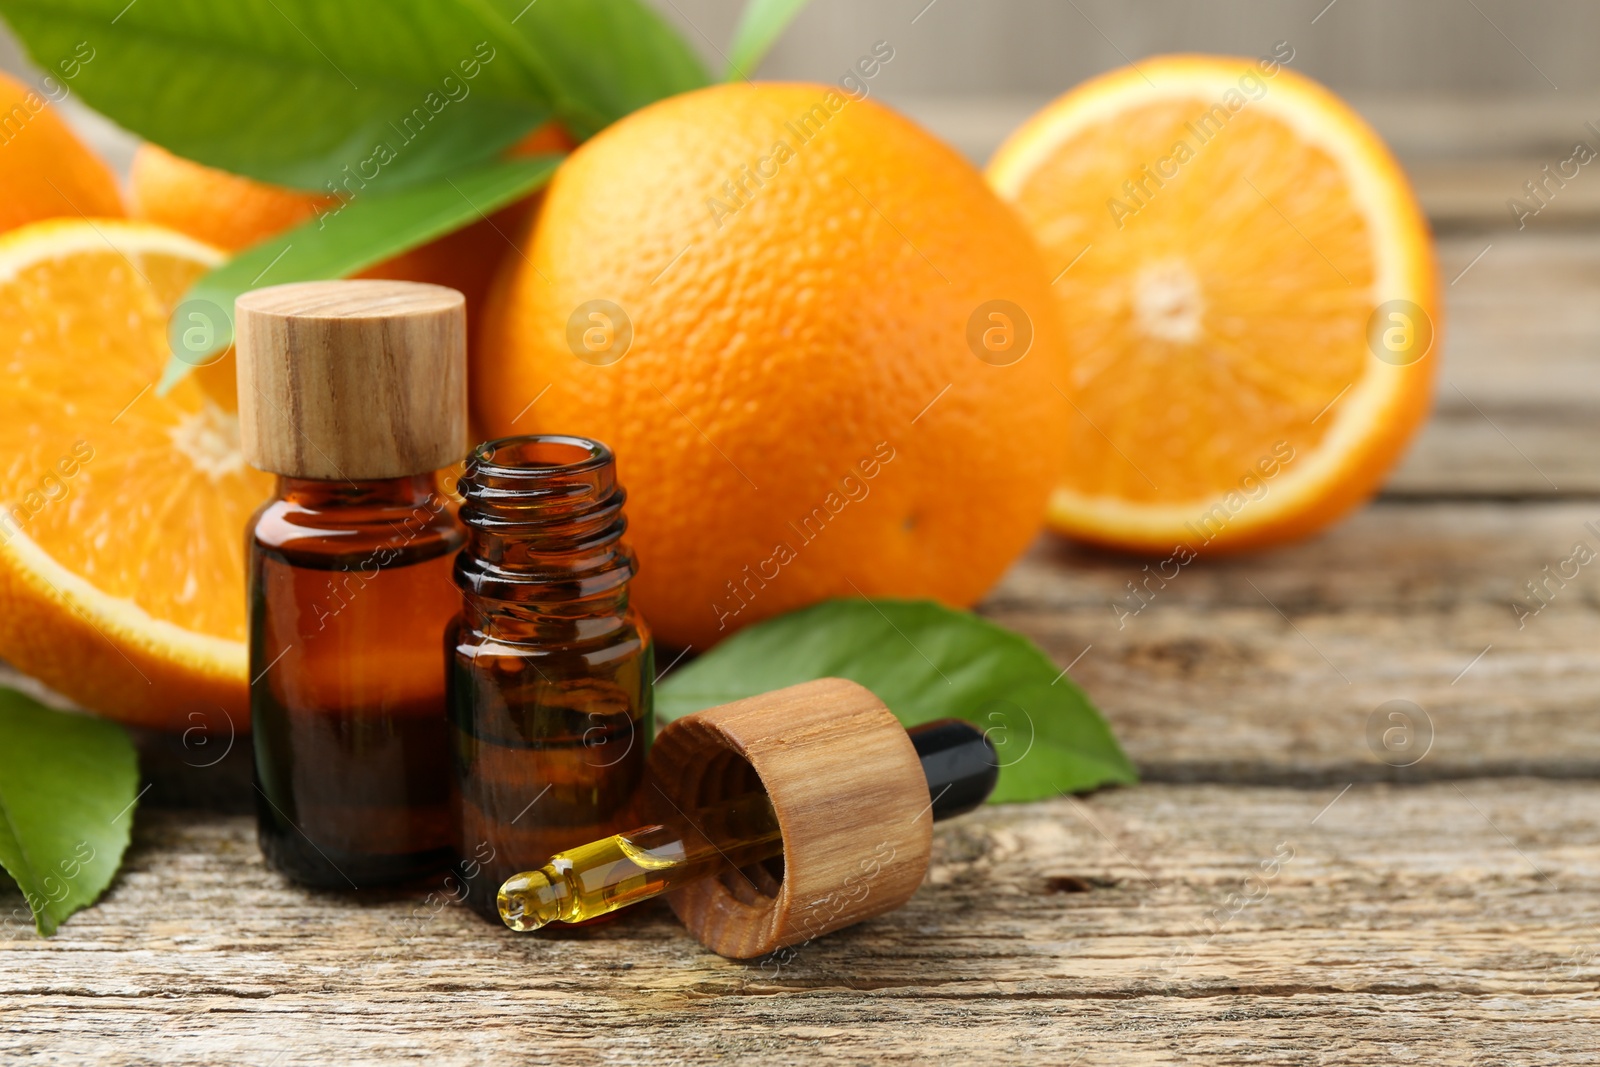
[4,0,1596,174]
[662,0,1588,152]
[666,0,1590,98]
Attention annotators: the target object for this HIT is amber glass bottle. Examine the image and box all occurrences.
[248,476,464,884]
[448,435,653,921]
[236,279,468,888]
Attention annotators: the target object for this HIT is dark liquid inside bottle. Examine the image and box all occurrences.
[447,435,652,921]
[249,474,465,887]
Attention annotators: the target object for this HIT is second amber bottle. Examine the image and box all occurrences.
[448,435,653,921]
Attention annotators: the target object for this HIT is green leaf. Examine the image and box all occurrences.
[657,600,1137,802]
[158,153,560,391]
[465,0,711,138]
[0,690,138,937]
[725,0,812,81]
[0,0,552,190]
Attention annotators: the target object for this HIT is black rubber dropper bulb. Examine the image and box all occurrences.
[911,718,1001,820]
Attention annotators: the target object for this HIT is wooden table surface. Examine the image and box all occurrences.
[5,157,1598,1063]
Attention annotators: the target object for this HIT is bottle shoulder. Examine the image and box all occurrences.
[250,493,465,570]
[452,605,651,655]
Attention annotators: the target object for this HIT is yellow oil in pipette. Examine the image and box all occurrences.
[497,791,781,931]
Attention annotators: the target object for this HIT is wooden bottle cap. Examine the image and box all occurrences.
[235,280,467,480]
[648,678,934,959]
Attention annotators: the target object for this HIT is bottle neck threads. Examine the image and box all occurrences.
[454,435,636,619]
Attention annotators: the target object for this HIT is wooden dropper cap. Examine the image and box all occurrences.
[648,678,935,959]
[235,280,467,480]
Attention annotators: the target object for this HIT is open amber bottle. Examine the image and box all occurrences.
[237,280,468,887]
[448,435,653,921]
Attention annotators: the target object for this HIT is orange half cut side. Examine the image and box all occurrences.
[0,218,271,730]
[987,55,1439,553]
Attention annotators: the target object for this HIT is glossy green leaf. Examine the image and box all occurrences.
[0,690,138,937]
[0,0,551,190]
[158,152,560,391]
[725,0,812,81]
[465,0,711,138]
[657,599,1137,802]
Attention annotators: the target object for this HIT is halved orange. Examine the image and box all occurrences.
[987,55,1438,553]
[0,219,269,730]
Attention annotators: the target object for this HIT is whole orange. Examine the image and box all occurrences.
[129,123,572,328]
[129,143,330,252]
[477,82,1066,651]
[0,71,123,232]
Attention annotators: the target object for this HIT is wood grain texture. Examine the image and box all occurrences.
[1387,231,1600,497]
[652,678,932,958]
[236,280,467,480]
[4,783,1597,1065]
[1419,160,1600,231]
[987,500,1600,782]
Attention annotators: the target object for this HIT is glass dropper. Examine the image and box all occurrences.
[497,718,998,932]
